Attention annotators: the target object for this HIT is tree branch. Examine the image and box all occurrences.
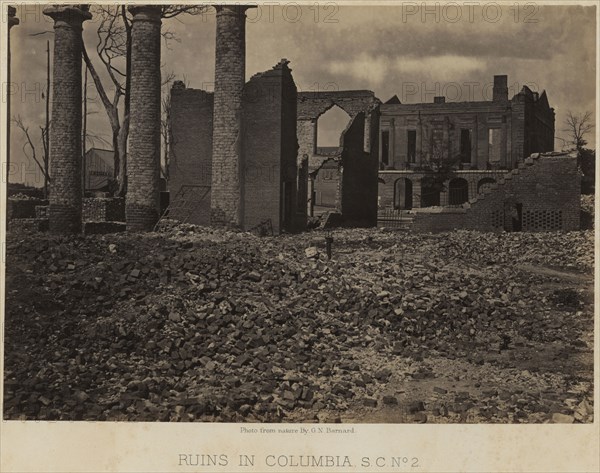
[13,116,49,180]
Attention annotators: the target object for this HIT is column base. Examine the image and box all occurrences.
[210,207,241,230]
[126,204,159,232]
[48,204,81,234]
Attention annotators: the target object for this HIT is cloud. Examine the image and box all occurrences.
[394,55,484,75]
[6,3,596,185]
[327,53,389,85]
[326,54,484,88]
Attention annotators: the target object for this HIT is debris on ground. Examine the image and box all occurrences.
[2,225,594,423]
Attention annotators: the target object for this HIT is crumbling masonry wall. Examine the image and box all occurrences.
[82,197,125,222]
[168,61,302,233]
[296,90,380,225]
[409,152,580,232]
[241,61,299,233]
[169,85,213,225]
[340,113,379,225]
[378,76,555,172]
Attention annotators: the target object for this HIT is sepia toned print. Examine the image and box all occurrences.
[1,0,595,434]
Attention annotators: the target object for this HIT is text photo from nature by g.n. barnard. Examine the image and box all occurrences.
[1,0,596,436]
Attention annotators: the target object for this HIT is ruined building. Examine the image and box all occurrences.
[296,91,381,226]
[377,75,579,232]
[378,75,556,211]
[403,150,581,232]
[169,59,301,234]
[19,5,578,235]
[168,6,302,234]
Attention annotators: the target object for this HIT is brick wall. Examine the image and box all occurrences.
[296,90,380,224]
[381,102,519,171]
[398,151,580,232]
[464,152,580,231]
[312,158,341,212]
[379,77,555,174]
[411,208,467,232]
[126,6,162,231]
[169,84,213,225]
[82,197,125,222]
[7,198,49,219]
[83,222,126,235]
[378,170,508,209]
[297,119,316,159]
[43,6,91,234]
[525,91,555,156]
[510,99,526,165]
[241,61,299,234]
[340,113,379,226]
[8,219,49,233]
[211,5,248,228]
[280,64,303,232]
[297,90,380,120]
[296,156,309,228]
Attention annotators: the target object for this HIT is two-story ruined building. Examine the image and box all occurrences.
[378,75,555,211]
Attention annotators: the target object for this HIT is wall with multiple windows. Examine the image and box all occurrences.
[378,170,507,210]
[377,76,555,173]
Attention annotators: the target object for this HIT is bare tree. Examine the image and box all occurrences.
[12,116,50,196]
[563,110,594,151]
[161,78,173,181]
[81,5,209,196]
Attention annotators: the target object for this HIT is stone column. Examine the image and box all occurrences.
[211,5,252,228]
[6,6,19,185]
[126,5,162,231]
[43,5,91,233]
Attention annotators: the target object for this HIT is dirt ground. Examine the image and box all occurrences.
[2,225,594,423]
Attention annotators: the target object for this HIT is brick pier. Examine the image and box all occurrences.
[126,5,162,231]
[43,5,91,234]
[7,6,19,185]
[211,5,252,228]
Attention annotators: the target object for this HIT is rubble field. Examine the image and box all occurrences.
[2,224,594,423]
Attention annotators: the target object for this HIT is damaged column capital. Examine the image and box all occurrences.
[211,4,255,229]
[126,5,162,232]
[43,4,92,233]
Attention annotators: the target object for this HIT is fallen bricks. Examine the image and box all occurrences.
[2,224,594,422]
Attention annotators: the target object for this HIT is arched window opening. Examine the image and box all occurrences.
[394,178,413,210]
[316,105,351,154]
[477,178,496,194]
[421,177,440,207]
[448,178,469,205]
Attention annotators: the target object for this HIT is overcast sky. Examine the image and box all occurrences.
[7,3,597,186]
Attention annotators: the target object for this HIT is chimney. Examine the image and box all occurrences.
[434,96,445,104]
[493,75,508,102]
